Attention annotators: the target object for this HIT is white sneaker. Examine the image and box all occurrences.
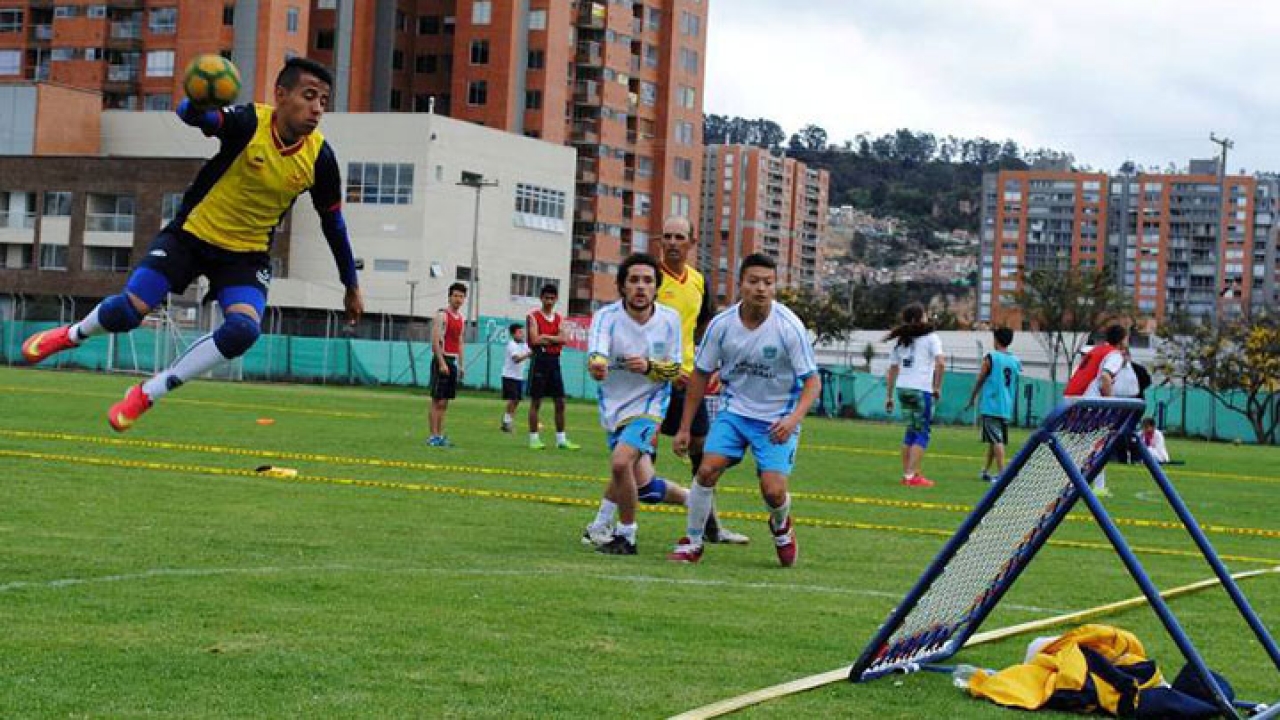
[581,522,614,546]
[707,526,750,545]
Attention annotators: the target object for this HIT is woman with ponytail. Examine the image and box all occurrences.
[883,304,946,487]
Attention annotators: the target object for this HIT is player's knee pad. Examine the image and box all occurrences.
[212,312,260,359]
[637,477,668,504]
[97,293,143,333]
[123,266,171,309]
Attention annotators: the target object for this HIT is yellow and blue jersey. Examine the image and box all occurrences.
[657,262,713,375]
[171,101,357,287]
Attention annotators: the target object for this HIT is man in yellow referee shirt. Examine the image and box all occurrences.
[657,216,748,545]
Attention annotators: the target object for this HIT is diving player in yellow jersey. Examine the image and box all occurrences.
[22,58,363,430]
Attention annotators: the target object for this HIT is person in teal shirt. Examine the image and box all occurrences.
[965,327,1022,482]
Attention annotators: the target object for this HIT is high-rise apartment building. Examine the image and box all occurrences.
[0,1,307,110]
[308,0,708,315]
[698,144,827,306]
[979,162,1278,327]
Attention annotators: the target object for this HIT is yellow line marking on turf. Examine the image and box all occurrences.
[670,565,1280,719]
[3,448,1277,568]
[5,429,1280,541]
[806,442,1280,485]
[0,384,379,419]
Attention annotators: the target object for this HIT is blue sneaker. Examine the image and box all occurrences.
[427,435,444,447]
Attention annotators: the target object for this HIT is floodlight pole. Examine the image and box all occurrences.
[458,173,499,342]
[1209,132,1233,329]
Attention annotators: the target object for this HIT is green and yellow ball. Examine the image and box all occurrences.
[182,54,241,107]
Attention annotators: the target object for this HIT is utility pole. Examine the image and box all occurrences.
[406,279,420,385]
[457,172,499,342]
[1209,132,1233,329]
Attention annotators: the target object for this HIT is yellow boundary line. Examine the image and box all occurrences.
[670,565,1280,719]
[2,447,1277,568]
[0,384,379,419]
[4,429,1278,542]
[806,443,1280,485]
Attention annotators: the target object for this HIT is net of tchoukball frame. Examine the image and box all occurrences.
[851,398,1280,718]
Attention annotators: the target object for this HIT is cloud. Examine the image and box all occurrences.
[706,0,1280,171]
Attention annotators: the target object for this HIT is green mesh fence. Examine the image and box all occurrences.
[2,321,1270,444]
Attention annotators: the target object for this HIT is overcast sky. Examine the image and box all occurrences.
[705,0,1280,173]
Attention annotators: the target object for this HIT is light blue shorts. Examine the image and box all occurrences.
[704,411,799,475]
[607,417,659,456]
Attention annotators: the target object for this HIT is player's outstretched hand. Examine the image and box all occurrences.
[672,429,691,458]
[769,416,798,444]
[344,286,364,326]
[622,355,648,374]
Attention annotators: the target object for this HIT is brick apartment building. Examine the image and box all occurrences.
[0,0,307,109]
[698,144,827,306]
[979,160,1279,327]
[307,0,708,314]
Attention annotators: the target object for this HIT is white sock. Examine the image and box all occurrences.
[556,431,567,444]
[141,333,228,402]
[502,413,512,424]
[617,522,637,542]
[1092,471,1107,491]
[71,304,107,342]
[686,483,715,544]
[768,493,792,532]
[529,432,540,441]
[593,499,617,527]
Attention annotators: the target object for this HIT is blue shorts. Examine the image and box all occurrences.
[704,411,799,475]
[607,417,659,456]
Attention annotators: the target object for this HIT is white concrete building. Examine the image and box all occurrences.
[99,108,576,323]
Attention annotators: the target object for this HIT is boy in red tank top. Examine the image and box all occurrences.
[428,282,467,447]
[526,284,579,450]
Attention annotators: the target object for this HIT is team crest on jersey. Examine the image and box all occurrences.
[256,268,271,286]
[287,171,308,192]
[762,345,779,360]
[651,341,668,356]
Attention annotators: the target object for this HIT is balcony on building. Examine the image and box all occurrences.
[572,80,600,106]
[577,157,598,183]
[576,3,606,30]
[575,41,602,67]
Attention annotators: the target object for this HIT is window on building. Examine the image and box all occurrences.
[39,244,68,270]
[455,265,472,281]
[675,121,693,145]
[0,9,24,32]
[87,194,135,232]
[677,85,696,109]
[0,49,21,76]
[524,89,542,110]
[671,193,690,218]
[54,6,79,19]
[636,192,651,217]
[346,162,414,205]
[160,192,183,224]
[674,157,693,181]
[527,49,545,69]
[389,89,401,110]
[472,0,492,25]
[640,80,656,106]
[679,10,700,36]
[222,5,234,25]
[286,6,299,33]
[467,80,487,106]
[315,29,334,50]
[43,192,72,217]
[637,156,653,178]
[51,48,77,61]
[644,43,658,68]
[374,258,410,273]
[419,15,440,34]
[145,50,174,77]
[646,6,662,30]
[149,7,177,34]
[84,246,131,272]
[392,49,404,70]
[528,9,546,30]
[415,54,437,73]
[514,183,567,233]
[679,47,698,73]
[144,93,171,110]
[470,39,489,65]
[510,273,558,299]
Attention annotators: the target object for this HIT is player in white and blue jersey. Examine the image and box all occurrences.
[668,253,821,567]
[582,253,686,556]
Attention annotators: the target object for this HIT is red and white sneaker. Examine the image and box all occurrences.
[771,517,798,567]
[667,536,704,564]
[21,325,79,364]
[901,474,935,488]
[108,384,152,432]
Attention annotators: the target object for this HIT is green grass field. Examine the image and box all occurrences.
[1,365,1277,719]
